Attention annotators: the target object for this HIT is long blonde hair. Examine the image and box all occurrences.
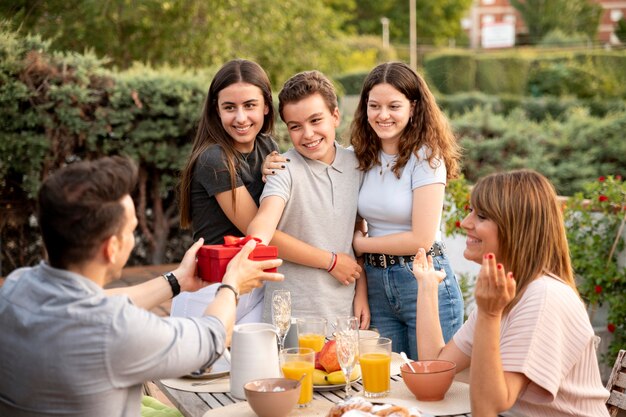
[471,170,577,312]
[350,62,460,179]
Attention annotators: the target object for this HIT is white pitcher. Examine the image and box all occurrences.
[229,322,281,399]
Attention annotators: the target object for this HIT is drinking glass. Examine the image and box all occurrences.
[280,347,315,407]
[335,316,359,399]
[359,337,392,398]
[296,317,327,353]
[271,290,291,351]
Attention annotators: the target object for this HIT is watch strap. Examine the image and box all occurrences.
[163,271,181,297]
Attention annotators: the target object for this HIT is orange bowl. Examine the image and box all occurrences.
[400,360,456,401]
[244,378,301,417]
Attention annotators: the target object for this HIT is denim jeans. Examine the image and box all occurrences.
[366,251,464,360]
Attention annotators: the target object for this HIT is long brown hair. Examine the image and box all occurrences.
[350,62,460,179]
[471,170,577,312]
[179,59,275,228]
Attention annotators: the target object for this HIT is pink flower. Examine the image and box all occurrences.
[598,195,609,202]
[594,285,602,294]
[598,176,606,182]
[607,323,616,333]
[616,175,622,181]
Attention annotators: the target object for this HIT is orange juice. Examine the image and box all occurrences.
[281,360,314,405]
[360,352,391,394]
[298,333,325,352]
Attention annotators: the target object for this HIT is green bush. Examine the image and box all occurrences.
[0,26,207,273]
[452,106,626,196]
[335,71,369,95]
[437,92,626,121]
[423,51,476,93]
[538,29,591,48]
[475,55,531,95]
[422,49,626,98]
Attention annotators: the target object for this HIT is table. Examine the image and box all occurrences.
[154,374,474,417]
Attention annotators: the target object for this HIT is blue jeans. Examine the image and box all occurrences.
[366,252,464,360]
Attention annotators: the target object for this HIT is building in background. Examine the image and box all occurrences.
[462,0,626,48]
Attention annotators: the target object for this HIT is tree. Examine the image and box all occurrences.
[344,0,473,45]
[509,0,602,43]
[0,0,350,85]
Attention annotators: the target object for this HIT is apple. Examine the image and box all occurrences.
[315,352,325,371]
[318,339,341,373]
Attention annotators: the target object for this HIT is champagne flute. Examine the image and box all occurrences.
[271,290,291,351]
[335,316,359,399]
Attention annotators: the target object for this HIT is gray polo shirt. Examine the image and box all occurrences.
[261,143,361,325]
[0,262,225,417]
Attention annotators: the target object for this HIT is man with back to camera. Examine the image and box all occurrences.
[0,156,284,416]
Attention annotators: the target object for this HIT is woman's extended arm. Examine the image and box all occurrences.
[353,183,444,256]
[412,248,470,367]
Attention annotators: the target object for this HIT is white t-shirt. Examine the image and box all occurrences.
[454,276,610,417]
[358,147,446,239]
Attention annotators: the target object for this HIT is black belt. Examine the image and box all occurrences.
[365,242,446,268]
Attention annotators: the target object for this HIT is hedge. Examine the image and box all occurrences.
[422,49,626,98]
[0,28,207,274]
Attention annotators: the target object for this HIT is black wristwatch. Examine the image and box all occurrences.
[163,271,181,297]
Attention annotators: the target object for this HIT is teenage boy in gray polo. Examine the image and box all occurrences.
[247,71,368,328]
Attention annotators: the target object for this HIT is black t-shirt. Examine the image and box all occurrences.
[190,134,279,244]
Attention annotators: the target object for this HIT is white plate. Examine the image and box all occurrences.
[184,354,230,379]
[313,378,361,392]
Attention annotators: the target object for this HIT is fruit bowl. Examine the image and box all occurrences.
[400,360,456,401]
[244,378,301,417]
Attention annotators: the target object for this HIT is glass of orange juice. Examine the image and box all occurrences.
[359,337,392,398]
[280,347,315,407]
[296,318,327,353]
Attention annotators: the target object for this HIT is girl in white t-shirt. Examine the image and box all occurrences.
[413,170,610,417]
[350,62,464,360]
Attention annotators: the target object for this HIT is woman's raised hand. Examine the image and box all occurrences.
[412,248,446,286]
[262,151,289,183]
[474,253,516,317]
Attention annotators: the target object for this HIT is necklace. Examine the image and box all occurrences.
[379,152,397,175]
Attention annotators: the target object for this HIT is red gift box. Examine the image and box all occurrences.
[197,236,278,282]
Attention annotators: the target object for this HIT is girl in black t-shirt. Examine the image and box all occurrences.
[179,59,280,244]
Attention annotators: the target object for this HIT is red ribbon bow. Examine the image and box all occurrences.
[223,235,262,247]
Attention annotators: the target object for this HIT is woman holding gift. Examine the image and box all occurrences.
[413,170,609,416]
[350,62,464,360]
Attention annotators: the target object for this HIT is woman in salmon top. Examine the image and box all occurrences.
[413,169,610,417]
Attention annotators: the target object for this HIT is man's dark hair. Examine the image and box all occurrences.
[37,156,138,269]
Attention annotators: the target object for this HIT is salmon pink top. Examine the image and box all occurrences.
[453,275,610,417]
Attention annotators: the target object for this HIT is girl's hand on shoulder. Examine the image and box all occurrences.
[412,248,445,288]
[262,151,289,183]
[474,253,516,318]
